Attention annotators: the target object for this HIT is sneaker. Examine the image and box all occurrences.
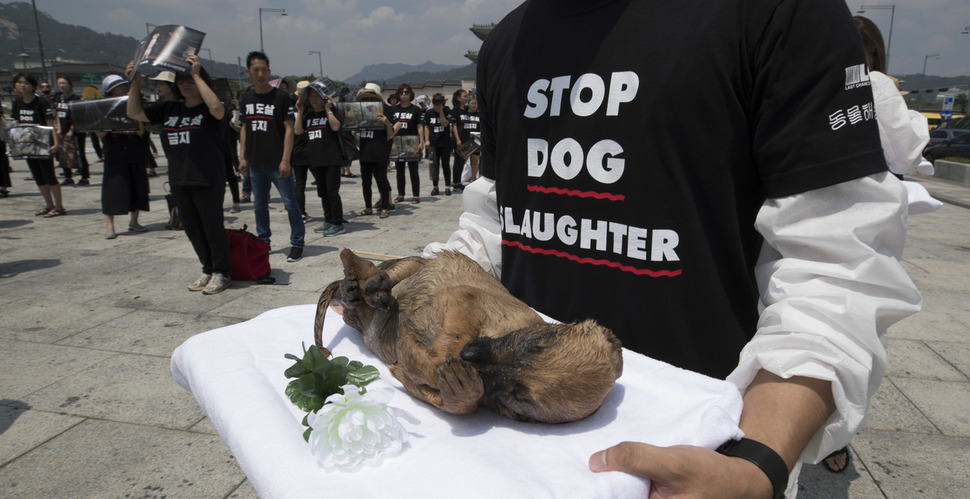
[287,246,304,262]
[445,188,452,196]
[313,222,333,233]
[128,222,147,232]
[187,273,212,292]
[105,227,117,239]
[202,274,231,295]
[240,195,251,203]
[61,178,74,186]
[230,204,241,213]
[302,212,309,222]
[431,187,440,196]
[323,224,346,237]
[77,179,90,186]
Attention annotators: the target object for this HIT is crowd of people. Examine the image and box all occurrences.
[1,50,481,295]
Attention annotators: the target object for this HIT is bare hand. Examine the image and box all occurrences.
[589,442,774,499]
[238,159,248,176]
[186,54,201,76]
[279,161,291,178]
[124,60,136,80]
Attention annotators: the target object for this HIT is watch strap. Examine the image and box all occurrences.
[716,437,789,499]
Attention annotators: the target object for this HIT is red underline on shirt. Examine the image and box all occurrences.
[502,240,682,277]
[526,184,626,201]
[306,125,328,131]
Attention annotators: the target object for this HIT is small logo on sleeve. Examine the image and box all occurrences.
[845,64,871,90]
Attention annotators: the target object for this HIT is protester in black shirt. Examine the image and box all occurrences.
[96,75,149,239]
[354,83,396,219]
[423,93,452,196]
[53,76,90,186]
[295,81,346,236]
[452,93,480,183]
[12,73,65,217]
[390,83,423,204]
[449,88,470,190]
[128,55,232,295]
[238,51,305,263]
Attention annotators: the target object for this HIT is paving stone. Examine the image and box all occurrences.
[0,339,117,399]
[886,338,968,381]
[863,378,940,434]
[851,429,970,497]
[0,403,84,466]
[892,378,970,436]
[927,341,970,379]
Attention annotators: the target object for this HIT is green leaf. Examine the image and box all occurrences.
[303,427,312,442]
[347,365,380,387]
[283,360,311,379]
[330,356,351,368]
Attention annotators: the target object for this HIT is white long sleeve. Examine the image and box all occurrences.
[727,171,922,464]
[871,71,930,175]
[422,177,503,278]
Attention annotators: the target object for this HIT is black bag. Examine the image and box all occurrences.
[163,182,182,231]
[338,130,359,161]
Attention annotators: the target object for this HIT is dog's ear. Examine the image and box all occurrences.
[339,248,378,280]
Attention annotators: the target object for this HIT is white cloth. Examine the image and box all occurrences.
[902,180,943,215]
[172,305,744,498]
[423,172,922,465]
[870,71,930,176]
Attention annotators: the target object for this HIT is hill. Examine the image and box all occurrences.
[343,61,464,84]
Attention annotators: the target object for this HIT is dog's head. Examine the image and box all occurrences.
[460,319,623,423]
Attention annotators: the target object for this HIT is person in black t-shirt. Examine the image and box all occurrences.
[128,55,232,295]
[354,83,396,218]
[390,83,423,204]
[452,92,480,184]
[11,73,66,217]
[426,1,923,496]
[53,76,90,186]
[294,81,346,236]
[238,51,305,263]
[449,88,470,191]
[422,93,453,196]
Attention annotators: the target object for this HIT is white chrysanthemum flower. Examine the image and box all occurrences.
[306,384,409,471]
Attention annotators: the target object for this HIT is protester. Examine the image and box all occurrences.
[96,75,149,239]
[295,81,346,236]
[12,73,66,218]
[354,83,396,219]
[238,51,305,263]
[423,93,453,196]
[53,76,90,186]
[452,92,480,184]
[449,88,470,190]
[390,83,423,204]
[127,55,232,295]
[38,81,54,103]
[0,107,10,198]
[423,1,922,497]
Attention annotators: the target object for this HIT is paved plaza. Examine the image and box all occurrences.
[1,143,968,497]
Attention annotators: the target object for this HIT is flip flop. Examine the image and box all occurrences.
[35,207,53,216]
[822,446,851,473]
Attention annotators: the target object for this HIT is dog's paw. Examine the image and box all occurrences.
[438,355,484,414]
[362,271,395,310]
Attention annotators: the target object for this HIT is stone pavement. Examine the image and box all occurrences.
[0,144,967,497]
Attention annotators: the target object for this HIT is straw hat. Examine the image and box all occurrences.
[150,71,176,83]
[356,82,382,98]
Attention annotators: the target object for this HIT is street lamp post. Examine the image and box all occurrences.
[308,50,323,78]
[857,4,895,71]
[259,8,287,53]
[921,54,940,87]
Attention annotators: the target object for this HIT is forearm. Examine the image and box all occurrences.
[238,126,247,164]
[195,75,225,120]
[126,78,148,122]
[281,123,294,164]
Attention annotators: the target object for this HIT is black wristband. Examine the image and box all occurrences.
[716,437,789,499]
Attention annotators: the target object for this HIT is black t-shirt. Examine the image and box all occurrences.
[358,103,395,163]
[144,100,224,187]
[423,106,452,148]
[240,87,295,166]
[454,108,480,142]
[477,0,887,378]
[55,93,80,133]
[302,107,344,166]
[12,96,53,125]
[391,103,422,137]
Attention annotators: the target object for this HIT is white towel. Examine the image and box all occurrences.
[172,305,743,498]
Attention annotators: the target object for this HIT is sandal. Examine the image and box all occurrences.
[356,208,374,216]
[822,446,850,473]
[379,210,389,219]
[35,207,53,216]
[43,208,67,218]
[394,196,405,203]
[411,198,420,204]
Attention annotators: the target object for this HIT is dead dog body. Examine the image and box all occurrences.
[314,249,624,423]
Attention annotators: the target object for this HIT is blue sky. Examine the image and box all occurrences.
[17,0,970,81]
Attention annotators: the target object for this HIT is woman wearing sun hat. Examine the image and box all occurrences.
[355,83,396,218]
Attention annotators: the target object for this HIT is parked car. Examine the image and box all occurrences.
[923,132,970,164]
[927,128,970,147]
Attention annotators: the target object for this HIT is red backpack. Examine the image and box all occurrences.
[226,225,275,283]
